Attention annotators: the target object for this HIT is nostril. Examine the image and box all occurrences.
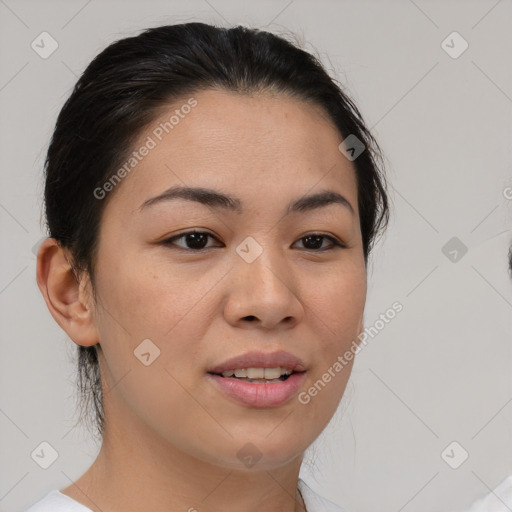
[244,315,257,322]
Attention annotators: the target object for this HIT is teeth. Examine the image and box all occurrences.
[220,367,293,379]
[248,368,265,379]
[263,368,282,379]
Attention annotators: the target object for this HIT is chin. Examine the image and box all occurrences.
[201,430,310,472]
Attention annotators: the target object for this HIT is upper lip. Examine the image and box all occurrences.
[208,350,306,374]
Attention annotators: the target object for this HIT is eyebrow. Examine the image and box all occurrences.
[138,185,354,216]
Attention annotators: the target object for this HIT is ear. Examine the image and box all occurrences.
[36,238,99,347]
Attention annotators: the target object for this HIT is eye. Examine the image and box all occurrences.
[161,230,345,252]
[161,230,222,251]
[293,233,345,251]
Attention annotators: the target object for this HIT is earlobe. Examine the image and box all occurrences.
[36,238,99,347]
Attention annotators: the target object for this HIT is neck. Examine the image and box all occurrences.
[62,412,307,512]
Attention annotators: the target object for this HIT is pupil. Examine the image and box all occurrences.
[304,235,322,249]
[186,233,208,249]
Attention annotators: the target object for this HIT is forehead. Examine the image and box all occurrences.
[105,89,358,215]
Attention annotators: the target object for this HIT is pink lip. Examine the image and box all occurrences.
[207,350,307,408]
[207,372,306,408]
[208,350,306,374]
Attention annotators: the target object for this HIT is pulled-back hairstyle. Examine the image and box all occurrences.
[42,22,390,439]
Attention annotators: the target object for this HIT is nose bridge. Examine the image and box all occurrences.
[226,233,303,328]
[236,235,291,297]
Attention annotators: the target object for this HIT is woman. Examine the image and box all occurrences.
[28,22,389,512]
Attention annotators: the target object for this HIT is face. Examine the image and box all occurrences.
[87,88,367,470]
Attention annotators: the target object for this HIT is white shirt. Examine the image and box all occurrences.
[25,478,347,512]
[466,475,512,512]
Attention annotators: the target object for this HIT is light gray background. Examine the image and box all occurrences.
[1,1,511,511]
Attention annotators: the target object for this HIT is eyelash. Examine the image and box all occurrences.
[161,230,346,252]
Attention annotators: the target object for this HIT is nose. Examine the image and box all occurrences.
[223,248,305,330]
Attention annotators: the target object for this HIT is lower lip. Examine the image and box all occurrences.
[207,372,306,408]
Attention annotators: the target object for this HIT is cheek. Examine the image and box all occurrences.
[307,261,367,345]
[92,252,223,397]
[299,262,365,411]
[95,253,212,340]
[92,258,215,442]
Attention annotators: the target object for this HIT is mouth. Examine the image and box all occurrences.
[208,349,306,376]
[207,350,307,407]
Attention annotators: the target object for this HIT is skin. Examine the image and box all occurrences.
[36,88,367,512]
